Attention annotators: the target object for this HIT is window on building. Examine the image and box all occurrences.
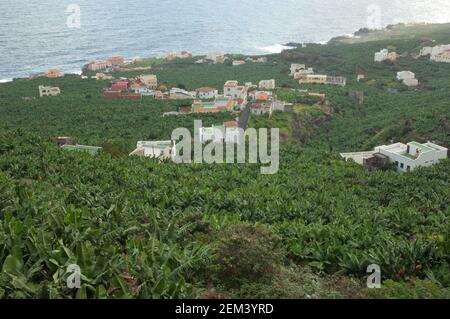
[400,163,404,169]
[395,161,399,167]
[407,165,411,172]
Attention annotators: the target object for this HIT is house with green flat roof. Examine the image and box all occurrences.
[341,141,448,173]
[61,144,102,155]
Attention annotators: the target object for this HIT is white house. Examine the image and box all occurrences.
[293,68,315,79]
[356,71,366,82]
[207,51,224,64]
[272,101,286,112]
[433,49,450,63]
[196,87,218,99]
[258,79,275,90]
[376,142,447,173]
[430,44,450,60]
[129,141,176,160]
[223,80,248,100]
[397,71,418,87]
[374,49,388,62]
[137,75,158,89]
[290,64,306,76]
[420,46,433,56]
[397,71,415,81]
[132,86,155,96]
[39,85,61,97]
[403,78,419,87]
[341,141,447,173]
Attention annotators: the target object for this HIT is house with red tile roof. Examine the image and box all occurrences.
[111,80,129,91]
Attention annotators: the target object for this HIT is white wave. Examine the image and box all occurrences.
[65,70,82,75]
[258,44,295,54]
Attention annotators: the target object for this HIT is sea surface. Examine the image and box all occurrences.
[1,0,450,80]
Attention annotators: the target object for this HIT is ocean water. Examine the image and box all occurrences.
[1,0,450,80]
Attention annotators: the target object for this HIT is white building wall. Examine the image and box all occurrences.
[374,49,388,62]
[198,90,218,99]
[376,142,448,172]
[397,71,415,81]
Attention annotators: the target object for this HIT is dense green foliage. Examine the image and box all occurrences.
[0,23,449,298]
[0,76,234,150]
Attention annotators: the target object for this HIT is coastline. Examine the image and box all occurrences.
[2,22,449,83]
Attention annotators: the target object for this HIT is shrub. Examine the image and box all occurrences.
[210,224,285,288]
[368,279,450,299]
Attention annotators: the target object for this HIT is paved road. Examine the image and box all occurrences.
[238,103,251,130]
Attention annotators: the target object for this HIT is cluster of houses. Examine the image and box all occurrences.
[420,44,450,63]
[128,120,243,160]
[160,51,193,61]
[100,74,279,112]
[340,141,448,173]
[39,50,447,172]
[191,81,249,113]
[195,51,268,65]
[397,71,419,87]
[86,56,126,72]
[232,57,268,66]
[248,90,285,115]
[102,74,159,100]
[195,51,225,64]
[374,49,399,63]
[290,64,347,86]
[190,79,280,115]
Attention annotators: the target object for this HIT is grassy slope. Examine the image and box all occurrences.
[334,23,450,44]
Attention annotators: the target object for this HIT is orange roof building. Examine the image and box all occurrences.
[107,56,125,66]
[47,68,61,78]
[224,121,239,127]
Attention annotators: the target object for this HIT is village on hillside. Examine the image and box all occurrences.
[2,17,450,301]
[28,38,450,173]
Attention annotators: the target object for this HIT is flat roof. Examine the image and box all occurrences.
[340,151,375,165]
[409,141,433,152]
[423,142,448,151]
[138,141,172,147]
[61,144,102,154]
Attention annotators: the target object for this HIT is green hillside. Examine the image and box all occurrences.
[0,24,449,299]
